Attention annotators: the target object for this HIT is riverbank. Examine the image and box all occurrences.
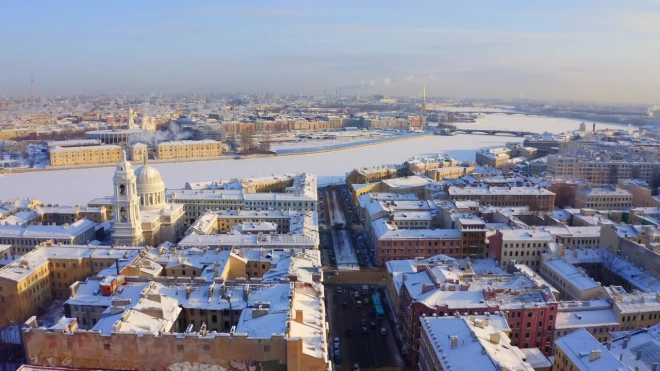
[1,132,431,175]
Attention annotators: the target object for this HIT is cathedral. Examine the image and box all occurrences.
[112,151,185,246]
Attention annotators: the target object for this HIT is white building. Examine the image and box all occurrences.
[112,154,185,247]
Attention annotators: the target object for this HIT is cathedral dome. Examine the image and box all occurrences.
[135,164,165,195]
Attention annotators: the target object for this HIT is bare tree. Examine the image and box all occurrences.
[239,131,254,154]
[259,131,272,152]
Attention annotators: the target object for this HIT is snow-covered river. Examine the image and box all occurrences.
[0,114,627,205]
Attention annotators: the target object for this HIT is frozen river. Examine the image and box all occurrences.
[0,114,626,205]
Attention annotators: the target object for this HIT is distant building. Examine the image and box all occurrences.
[156,139,222,160]
[49,144,122,167]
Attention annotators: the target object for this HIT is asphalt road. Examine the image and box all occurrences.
[325,283,403,371]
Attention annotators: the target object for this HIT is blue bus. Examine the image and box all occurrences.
[372,294,385,320]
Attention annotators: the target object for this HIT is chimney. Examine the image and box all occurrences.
[623,336,630,349]
[489,333,500,344]
[589,349,601,362]
[295,309,303,323]
[451,335,459,349]
[651,362,658,371]
[636,349,643,360]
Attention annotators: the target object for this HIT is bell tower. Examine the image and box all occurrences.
[112,150,144,246]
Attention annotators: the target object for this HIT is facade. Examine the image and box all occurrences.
[156,139,222,160]
[539,257,602,301]
[0,218,97,255]
[446,186,555,212]
[547,154,660,184]
[574,186,633,210]
[346,164,408,185]
[130,142,148,162]
[167,173,317,226]
[22,250,330,371]
[617,179,660,207]
[112,155,185,247]
[0,244,145,326]
[488,229,555,268]
[84,129,147,144]
[49,144,122,167]
[475,147,511,168]
[370,217,462,265]
[426,165,475,181]
[394,258,558,362]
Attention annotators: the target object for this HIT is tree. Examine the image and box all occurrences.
[239,131,254,154]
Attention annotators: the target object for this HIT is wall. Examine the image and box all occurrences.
[22,321,297,371]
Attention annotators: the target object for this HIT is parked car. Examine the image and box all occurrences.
[380,327,387,335]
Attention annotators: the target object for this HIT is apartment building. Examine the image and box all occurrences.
[0,244,146,326]
[130,142,148,162]
[419,315,537,371]
[446,186,555,212]
[547,154,660,184]
[0,218,97,254]
[539,257,602,301]
[156,139,222,160]
[617,179,660,207]
[574,186,633,210]
[49,144,122,166]
[22,251,330,371]
[371,217,462,265]
[167,173,317,226]
[346,164,408,185]
[488,229,555,268]
[475,147,511,168]
[553,329,627,371]
[395,258,558,361]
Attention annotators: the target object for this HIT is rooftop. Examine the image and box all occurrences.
[420,315,534,371]
[554,328,627,371]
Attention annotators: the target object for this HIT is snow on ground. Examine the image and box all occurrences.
[333,229,359,271]
[327,191,346,225]
[270,131,394,151]
[317,176,345,187]
[0,114,629,205]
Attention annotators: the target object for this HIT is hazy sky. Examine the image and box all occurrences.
[1,1,659,103]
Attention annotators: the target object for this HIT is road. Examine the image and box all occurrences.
[325,283,404,370]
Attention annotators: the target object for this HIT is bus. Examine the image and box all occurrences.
[372,294,385,320]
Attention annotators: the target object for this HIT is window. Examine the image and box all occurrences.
[177,344,184,351]
[104,344,111,350]
[264,345,271,352]
[203,344,211,351]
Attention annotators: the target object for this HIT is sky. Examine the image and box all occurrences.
[1,0,659,104]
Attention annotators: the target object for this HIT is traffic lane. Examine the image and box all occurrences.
[326,284,358,370]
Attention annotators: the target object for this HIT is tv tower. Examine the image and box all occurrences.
[420,84,427,129]
[30,70,35,101]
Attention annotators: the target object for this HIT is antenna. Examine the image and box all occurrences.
[31,69,35,101]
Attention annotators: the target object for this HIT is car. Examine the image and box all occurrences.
[353,363,360,371]
[354,291,360,298]
[380,327,387,335]
[360,319,366,326]
[342,302,348,310]
[336,287,342,294]
[333,270,339,276]
[345,329,353,337]
[333,348,340,356]
[333,337,340,348]
[362,326,368,334]
[364,297,370,304]
[334,355,342,364]
[370,322,376,329]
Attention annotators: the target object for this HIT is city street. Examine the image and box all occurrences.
[325,283,404,370]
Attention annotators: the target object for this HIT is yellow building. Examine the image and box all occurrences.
[574,186,633,210]
[0,243,146,326]
[130,142,148,162]
[23,251,330,371]
[156,139,222,160]
[346,164,408,185]
[49,144,122,167]
[553,328,627,371]
[426,165,475,181]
